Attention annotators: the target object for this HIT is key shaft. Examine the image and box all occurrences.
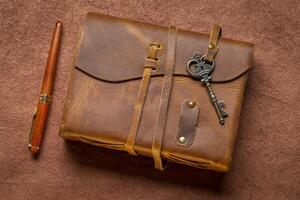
[205,82,227,125]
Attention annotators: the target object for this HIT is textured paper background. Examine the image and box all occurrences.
[0,1,299,199]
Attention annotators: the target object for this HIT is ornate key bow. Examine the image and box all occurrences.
[186,52,228,125]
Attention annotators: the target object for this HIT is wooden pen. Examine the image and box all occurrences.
[28,22,63,154]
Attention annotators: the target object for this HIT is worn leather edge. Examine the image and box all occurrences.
[59,26,85,136]
[75,65,251,84]
[222,71,250,171]
[60,130,228,172]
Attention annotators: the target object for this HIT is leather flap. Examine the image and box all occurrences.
[75,13,254,83]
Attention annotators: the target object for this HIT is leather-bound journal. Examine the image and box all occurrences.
[60,13,254,172]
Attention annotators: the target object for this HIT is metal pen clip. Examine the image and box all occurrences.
[28,107,37,149]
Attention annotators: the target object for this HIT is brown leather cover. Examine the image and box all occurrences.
[59,13,254,172]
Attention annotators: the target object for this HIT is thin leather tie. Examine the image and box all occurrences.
[125,43,160,156]
[204,24,222,62]
[152,26,177,170]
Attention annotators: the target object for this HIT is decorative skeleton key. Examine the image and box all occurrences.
[186,52,228,125]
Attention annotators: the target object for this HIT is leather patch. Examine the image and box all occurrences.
[176,100,199,147]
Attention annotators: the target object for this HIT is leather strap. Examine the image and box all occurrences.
[125,44,160,155]
[204,24,222,63]
[152,26,177,170]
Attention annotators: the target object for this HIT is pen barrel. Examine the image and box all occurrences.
[29,22,63,154]
[41,22,63,95]
[30,103,50,154]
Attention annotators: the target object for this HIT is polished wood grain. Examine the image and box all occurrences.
[29,22,63,155]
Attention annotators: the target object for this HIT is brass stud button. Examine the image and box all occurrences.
[179,136,186,143]
[188,101,196,108]
[208,43,215,49]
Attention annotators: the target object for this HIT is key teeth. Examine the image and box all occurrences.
[222,111,228,118]
[218,100,225,108]
[218,101,228,118]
